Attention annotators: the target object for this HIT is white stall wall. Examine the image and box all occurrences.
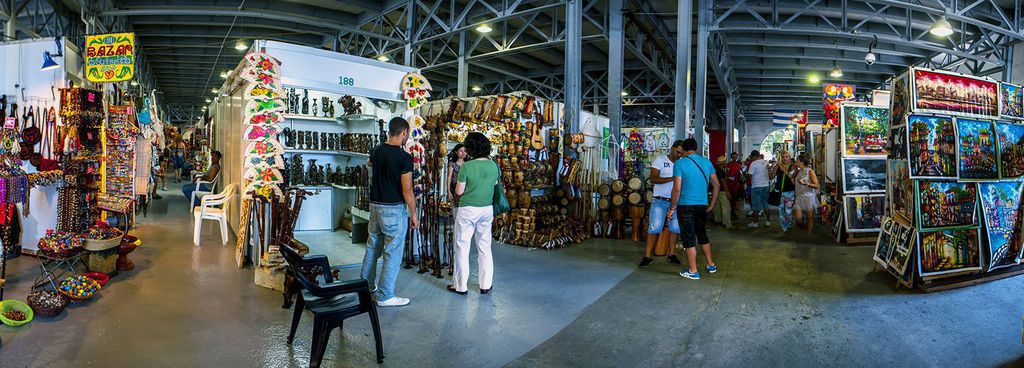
[0,38,65,106]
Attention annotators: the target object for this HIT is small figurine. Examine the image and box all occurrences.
[338,96,362,115]
[301,89,309,115]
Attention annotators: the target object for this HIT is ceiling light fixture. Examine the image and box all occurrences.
[220,71,229,79]
[211,88,219,93]
[235,40,248,51]
[205,98,212,103]
[808,74,821,83]
[476,24,493,33]
[830,63,843,78]
[471,85,482,92]
[621,91,628,96]
[130,80,139,87]
[40,38,63,71]
[376,55,390,62]
[930,17,954,37]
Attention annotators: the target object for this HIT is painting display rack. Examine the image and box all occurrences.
[917,263,1024,292]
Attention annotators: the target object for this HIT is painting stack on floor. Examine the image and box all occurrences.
[872,67,1024,289]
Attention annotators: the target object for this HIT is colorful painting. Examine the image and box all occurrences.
[912,68,998,118]
[887,159,914,225]
[842,158,886,194]
[890,72,909,127]
[888,125,907,160]
[907,114,957,179]
[886,219,917,277]
[824,83,855,128]
[955,118,999,180]
[916,181,978,230]
[979,182,1024,271]
[996,122,1024,179]
[918,227,982,277]
[1000,82,1024,120]
[845,194,886,232]
[873,216,898,266]
[841,105,890,156]
[84,32,135,83]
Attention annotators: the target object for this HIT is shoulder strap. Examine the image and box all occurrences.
[685,156,709,185]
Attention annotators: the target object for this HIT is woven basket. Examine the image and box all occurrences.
[59,289,97,302]
[83,237,121,251]
[27,291,68,317]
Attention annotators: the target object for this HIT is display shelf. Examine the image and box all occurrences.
[283,114,337,122]
[283,149,370,158]
[350,207,370,221]
[336,114,377,122]
[330,184,358,190]
[288,185,332,190]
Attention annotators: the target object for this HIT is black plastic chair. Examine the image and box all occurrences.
[280,245,385,366]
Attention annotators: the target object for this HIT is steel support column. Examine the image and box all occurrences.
[4,0,15,39]
[674,0,692,141]
[564,0,583,138]
[693,0,709,152]
[726,94,735,155]
[404,0,414,67]
[457,32,468,98]
[608,0,624,142]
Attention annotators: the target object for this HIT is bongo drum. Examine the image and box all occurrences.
[629,205,645,242]
[613,206,626,221]
[644,191,654,204]
[628,177,642,191]
[612,180,625,193]
[628,192,643,205]
[654,227,675,256]
[598,197,610,210]
[598,183,611,196]
[612,194,625,207]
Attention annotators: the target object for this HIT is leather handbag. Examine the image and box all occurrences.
[493,182,510,216]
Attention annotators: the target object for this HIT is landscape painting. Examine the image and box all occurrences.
[1000,82,1024,120]
[916,181,978,230]
[979,181,1024,271]
[907,114,957,179]
[912,68,998,118]
[842,158,886,194]
[824,83,855,128]
[996,121,1024,179]
[918,227,982,277]
[889,124,908,160]
[887,159,914,225]
[845,194,886,233]
[842,105,890,156]
[955,118,998,180]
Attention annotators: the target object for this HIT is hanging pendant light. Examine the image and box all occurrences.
[930,17,954,37]
[830,62,843,78]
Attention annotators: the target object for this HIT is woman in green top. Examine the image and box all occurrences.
[449,132,500,295]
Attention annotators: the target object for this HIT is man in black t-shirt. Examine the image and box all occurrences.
[360,117,417,307]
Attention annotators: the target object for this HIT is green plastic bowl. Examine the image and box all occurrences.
[0,300,34,326]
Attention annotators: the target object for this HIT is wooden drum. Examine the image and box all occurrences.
[598,183,611,196]
[612,180,625,193]
[612,194,625,207]
[628,192,643,205]
[644,191,654,204]
[598,197,610,210]
[628,177,643,191]
[629,205,645,242]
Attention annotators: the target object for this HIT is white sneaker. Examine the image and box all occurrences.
[376,296,410,307]
[747,223,759,228]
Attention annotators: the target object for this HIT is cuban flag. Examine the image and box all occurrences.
[773,110,807,127]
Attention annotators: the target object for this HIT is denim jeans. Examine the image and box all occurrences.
[647,198,680,234]
[182,182,211,206]
[361,203,409,301]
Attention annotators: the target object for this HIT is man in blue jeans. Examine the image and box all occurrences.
[361,117,418,307]
[668,138,720,280]
[640,140,684,266]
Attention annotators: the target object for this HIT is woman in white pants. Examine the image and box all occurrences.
[449,132,500,295]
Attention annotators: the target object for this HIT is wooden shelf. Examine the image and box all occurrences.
[330,184,358,190]
[283,149,370,158]
[336,114,378,122]
[282,114,337,122]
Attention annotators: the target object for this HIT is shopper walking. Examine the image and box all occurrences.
[746,151,770,228]
[667,138,719,280]
[724,152,744,219]
[771,151,796,232]
[445,144,467,209]
[181,150,221,206]
[361,117,418,307]
[449,132,500,295]
[792,154,821,235]
[712,156,733,228]
[639,140,683,267]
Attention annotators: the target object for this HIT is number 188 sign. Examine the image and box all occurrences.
[85,32,135,83]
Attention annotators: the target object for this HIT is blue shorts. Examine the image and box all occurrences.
[647,198,680,234]
[751,186,769,212]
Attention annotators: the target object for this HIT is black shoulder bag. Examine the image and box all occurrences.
[768,164,788,207]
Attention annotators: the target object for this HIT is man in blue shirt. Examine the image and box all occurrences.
[667,138,720,280]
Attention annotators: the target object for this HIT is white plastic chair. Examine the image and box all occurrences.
[190,171,221,210]
[193,183,237,246]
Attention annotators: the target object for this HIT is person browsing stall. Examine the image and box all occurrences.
[746,151,771,228]
[667,138,719,280]
[639,140,684,267]
[449,133,500,295]
[361,117,418,307]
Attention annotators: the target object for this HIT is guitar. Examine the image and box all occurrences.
[530,121,545,150]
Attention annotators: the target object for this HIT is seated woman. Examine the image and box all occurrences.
[182,151,221,206]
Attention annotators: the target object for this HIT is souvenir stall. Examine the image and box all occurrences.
[831,101,891,244]
[872,66,1024,291]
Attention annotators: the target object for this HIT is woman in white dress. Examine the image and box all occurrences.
[791,154,821,235]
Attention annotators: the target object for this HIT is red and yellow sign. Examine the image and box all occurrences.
[85,32,135,83]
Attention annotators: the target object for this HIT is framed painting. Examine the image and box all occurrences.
[996,121,1024,179]
[979,181,1024,271]
[842,158,886,194]
[886,219,917,277]
[917,227,982,277]
[915,180,978,230]
[824,83,855,128]
[887,159,914,226]
[841,104,890,157]
[1000,82,1024,120]
[873,216,897,267]
[890,71,909,127]
[911,67,998,119]
[907,114,957,179]
[844,194,886,232]
[955,118,998,181]
[888,124,907,160]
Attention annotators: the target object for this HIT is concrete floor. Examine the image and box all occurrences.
[0,183,1022,367]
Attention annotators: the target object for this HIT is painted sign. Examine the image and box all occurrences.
[85,32,135,83]
[823,83,855,128]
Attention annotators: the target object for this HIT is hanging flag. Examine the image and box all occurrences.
[772,110,807,127]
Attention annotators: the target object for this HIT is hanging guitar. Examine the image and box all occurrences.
[530,120,545,150]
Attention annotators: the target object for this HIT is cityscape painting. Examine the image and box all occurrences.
[887,159,914,225]
[912,68,998,118]
[842,105,890,156]
[979,182,1024,271]
[887,220,916,277]
[890,72,909,126]
[907,114,957,179]
[889,125,907,160]
[916,181,978,230]
[996,121,1024,179]
[845,194,886,232]
[842,158,887,194]
[824,83,855,128]
[955,118,999,180]
[1000,82,1024,120]
[918,227,982,277]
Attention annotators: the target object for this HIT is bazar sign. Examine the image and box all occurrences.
[85,32,135,83]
